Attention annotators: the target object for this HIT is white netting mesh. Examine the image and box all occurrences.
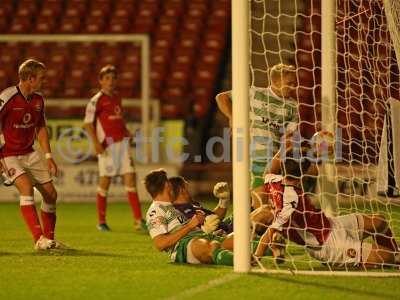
[249,0,400,274]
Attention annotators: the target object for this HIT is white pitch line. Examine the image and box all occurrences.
[162,273,241,300]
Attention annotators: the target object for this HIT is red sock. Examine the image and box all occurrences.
[127,192,142,220]
[97,193,107,224]
[20,205,43,242]
[41,210,56,240]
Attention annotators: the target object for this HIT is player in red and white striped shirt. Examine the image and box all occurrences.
[254,148,399,268]
[83,65,145,232]
[0,59,65,250]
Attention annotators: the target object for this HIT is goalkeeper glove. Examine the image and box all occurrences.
[213,182,230,208]
[201,214,220,234]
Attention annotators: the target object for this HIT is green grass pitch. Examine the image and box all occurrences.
[0,202,399,300]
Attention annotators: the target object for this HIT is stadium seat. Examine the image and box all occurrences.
[134,18,156,33]
[153,33,175,50]
[113,1,136,18]
[202,32,226,51]
[64,2,87,18]
[157,17,179,37]
[0,1,14,20]
[58,16,82,33]
[24,43,48,62]
[39,1,63,18]
[164,3,185,18]
[124,46,141,65]
[34,16,57,33]
[83,16,106,33]
[9,17,32,33]
[177,34,199,49]
[0,17,8,33]
[15,0,38,17]
[108,18,131,33]
[88,1,111,18]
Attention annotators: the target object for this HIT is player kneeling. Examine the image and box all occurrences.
[254,148,399,268]
[144,169,234,265]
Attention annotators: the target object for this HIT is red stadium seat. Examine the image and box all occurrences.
[152,48,170,66]
[164,3,185,18]
[181,18,204,34]
[24,42,48,61]
[124,46,141,65]
[0,17,8,33]
[88,1,111,18]
[58,16,82,33]
[9,17,32,33]
[157,17,179,37]
[82,16,106,33]
[113,2,136,18]
[34,16,57,33]
[187,2,209,19]
[39,1,63,18]
[15,1,38,17]
[173,48,195,65]
[153,33,175,49]
[202,32,226,50]
[198,49,221,66]
[137,3,159,19]
[134,18,156,33]
[65,2,87,18]
[0,1,13,19]
[108,18,131,33]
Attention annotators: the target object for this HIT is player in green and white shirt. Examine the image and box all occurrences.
[144,169,234,265]
[216,64,299,189]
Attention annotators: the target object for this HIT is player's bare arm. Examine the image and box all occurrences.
[37,126,58,177]
[83,122,104,155]
[215,91,232,125]
[153,212,205,251]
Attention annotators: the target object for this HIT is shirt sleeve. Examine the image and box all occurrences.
[83,100,97,124]
[146,208,169,239]
[270,186,299,231]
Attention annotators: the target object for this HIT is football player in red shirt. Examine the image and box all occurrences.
[0,59,64,250]
[254,147,399,268]
[83,65,145,232]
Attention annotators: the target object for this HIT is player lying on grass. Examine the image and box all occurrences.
[83,65,145,232]
[169,176,233,234]
[0,59,65,250]
[253,147,399,268]
[144,169,234,265]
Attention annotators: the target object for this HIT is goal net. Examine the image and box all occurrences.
[242,0,400,275]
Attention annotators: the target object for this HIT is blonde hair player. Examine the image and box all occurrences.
[0,59,66,250]
[215,63,299,190]
[83,65,145,232]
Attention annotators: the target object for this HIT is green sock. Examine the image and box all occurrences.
[212,248,234,266]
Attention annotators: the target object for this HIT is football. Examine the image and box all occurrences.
[312,130,335,157]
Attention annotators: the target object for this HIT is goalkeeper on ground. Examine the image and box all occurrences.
[144,169,234,266]
[215,64,299,189]
[253,147,399,268]
[169,176,233,234]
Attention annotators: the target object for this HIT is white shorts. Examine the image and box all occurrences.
[98,140,135,177]
[307,214,372,266]
[2,151,52,185]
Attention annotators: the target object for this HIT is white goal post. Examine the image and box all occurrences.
[0,34,157,162]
